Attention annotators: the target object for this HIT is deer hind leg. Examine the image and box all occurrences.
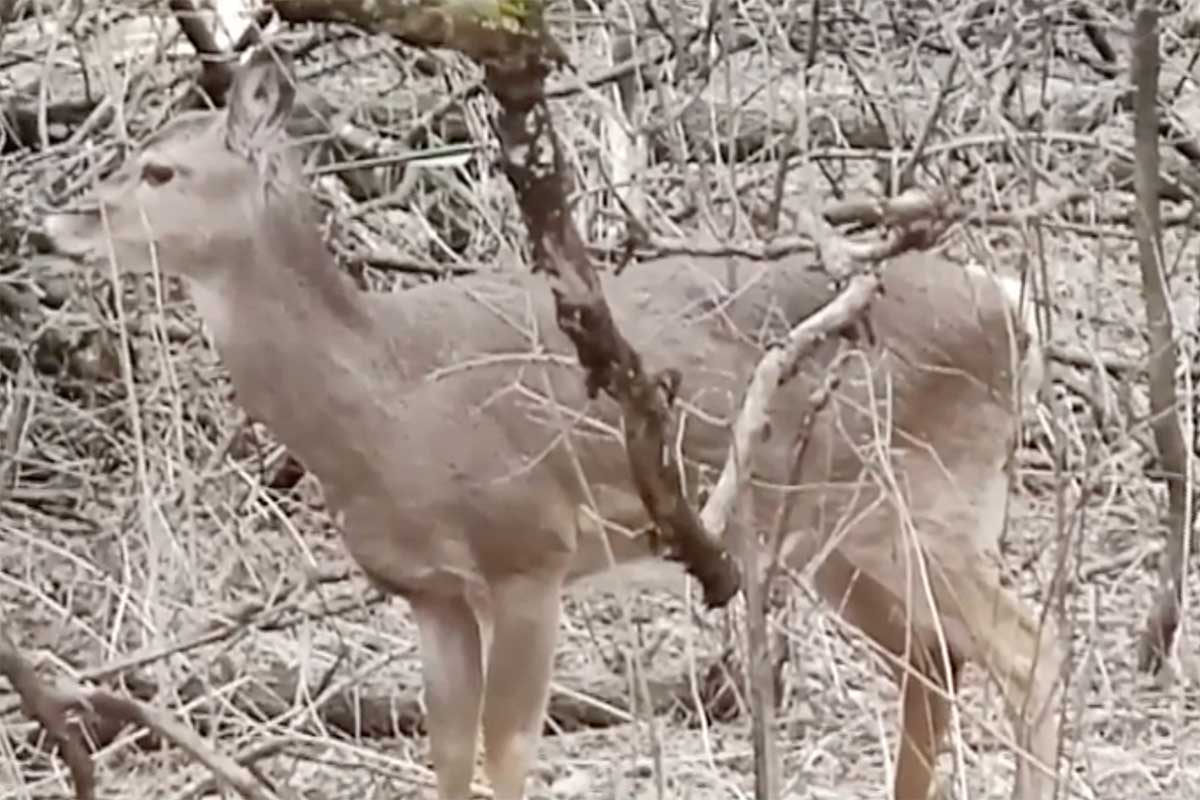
[949,570,1064,800]
[808,552,961,798]
[893,645,962,800]
[411,593,486,800]
[481,571,564,800]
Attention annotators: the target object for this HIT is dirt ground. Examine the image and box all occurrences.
[2,2,1200,799]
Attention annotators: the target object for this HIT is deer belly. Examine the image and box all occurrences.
[332,492,484,599]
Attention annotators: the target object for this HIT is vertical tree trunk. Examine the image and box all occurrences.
[1129,0,1194,675]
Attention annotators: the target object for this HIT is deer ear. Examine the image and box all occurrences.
[224,46,296,158]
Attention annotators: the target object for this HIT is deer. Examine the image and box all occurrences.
[43,49,1064,800]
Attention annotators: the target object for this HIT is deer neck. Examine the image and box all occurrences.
[190,208,371,347]
[186,212,383,484]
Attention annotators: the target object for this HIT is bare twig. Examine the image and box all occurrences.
[696,267,882,539]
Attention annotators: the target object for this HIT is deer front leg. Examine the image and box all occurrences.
[411,593,486,800]
[481,570,565,800]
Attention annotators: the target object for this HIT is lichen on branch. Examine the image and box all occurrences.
[272,0,567,68]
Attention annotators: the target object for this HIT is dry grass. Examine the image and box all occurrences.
[2,1,1199,798]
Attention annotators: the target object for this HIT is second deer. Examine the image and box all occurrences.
[44,50,1064,800]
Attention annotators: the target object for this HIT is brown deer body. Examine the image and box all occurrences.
[44,53,1064,800]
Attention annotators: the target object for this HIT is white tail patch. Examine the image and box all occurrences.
[965,260,1046,409]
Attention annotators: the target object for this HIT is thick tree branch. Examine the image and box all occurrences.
[169,0,274,106]
[488,85,740,606]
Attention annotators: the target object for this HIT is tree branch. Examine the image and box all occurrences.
[0,623,286,800]
[0,625,95,800]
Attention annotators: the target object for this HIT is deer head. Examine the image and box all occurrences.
[45,48,303,284]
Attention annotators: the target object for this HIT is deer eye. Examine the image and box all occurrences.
[140,161,175,187]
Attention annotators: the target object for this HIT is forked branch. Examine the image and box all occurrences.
[0,625,95,800]
[0,624,283,800]
[699,193,951,540]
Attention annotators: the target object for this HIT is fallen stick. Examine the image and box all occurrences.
[0,624,286,800]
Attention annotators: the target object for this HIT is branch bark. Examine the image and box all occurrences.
[169,0,273,106]
[1129,1,1194,676]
